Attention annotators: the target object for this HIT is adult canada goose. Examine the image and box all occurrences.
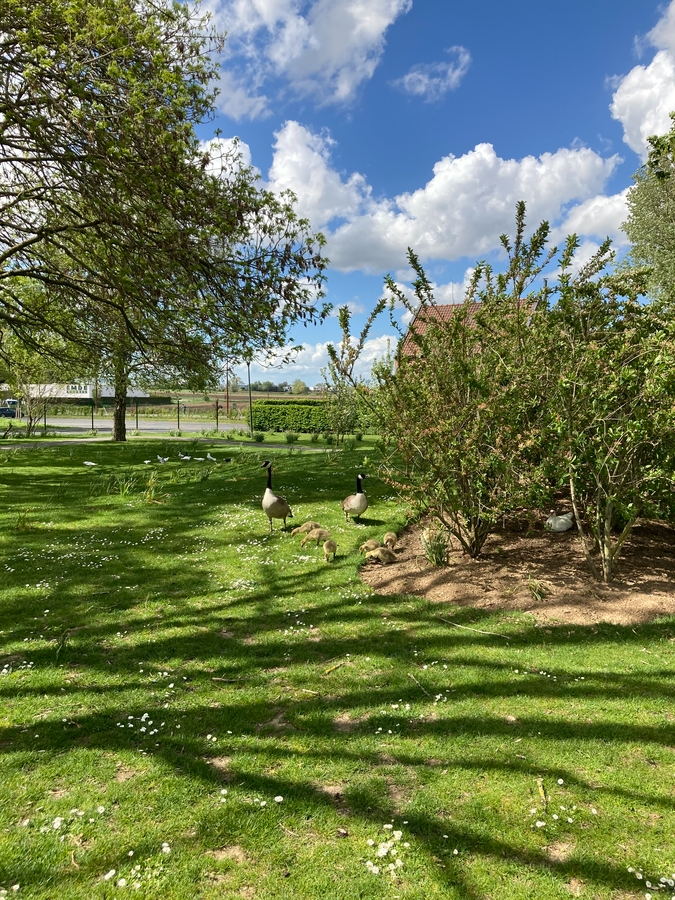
[342,473,368,522]
[261,460,293,531]
[545,511,574,533]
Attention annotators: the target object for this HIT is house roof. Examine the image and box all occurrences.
[400,299,535,357]
[400,302,482,356]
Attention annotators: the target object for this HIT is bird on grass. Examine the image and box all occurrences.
[206,452,217,462]
[261,460,293,531]
[323,539,337,561]
[83,461,97,466]
[342,473,368,522]
[545,511,574,532]
[157,455,168,464]
[291,521,322,536]
[143,459,152,465]
[365,547,396,564]
[178,452,191,460]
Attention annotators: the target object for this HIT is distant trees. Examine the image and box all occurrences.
[0,0,327,441]
[250,380,291,393]
[292,379,309,394]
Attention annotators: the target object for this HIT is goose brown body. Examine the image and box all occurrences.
[342,473,368,522]
[261,461,293,531]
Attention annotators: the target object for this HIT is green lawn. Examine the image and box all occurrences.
[0,441,674,899]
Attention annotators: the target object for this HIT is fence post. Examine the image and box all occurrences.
[177,399,180,432]
[91,401,94,431]
[215,400,219,432]
[43,402,47,435]
[135,398,139,431]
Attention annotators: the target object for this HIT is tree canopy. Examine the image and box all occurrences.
[1,0,327,379]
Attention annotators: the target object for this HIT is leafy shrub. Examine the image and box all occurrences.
[225,432,235,441]
[253,432,265,443]
[251,398,331,433]
[322,431,334,445]
[310,432,320,442]
[344,438,356,451]
[354,432,363,442]
[285,431,299,444]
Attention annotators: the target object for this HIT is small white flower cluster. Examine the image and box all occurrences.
[37,805,102,836]
[0,884,20,894]
[115,713,165,742]
[529,794,578,829]
[250,795,283,809]
[2,660,34,676]
[365,824,409,875]
[627,866,675,900]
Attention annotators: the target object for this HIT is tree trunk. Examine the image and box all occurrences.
[112,355,129,442]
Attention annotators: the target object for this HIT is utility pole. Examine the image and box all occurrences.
[247,360,253,435]
[225,357,230,416]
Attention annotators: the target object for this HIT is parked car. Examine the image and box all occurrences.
[0,407,16,418]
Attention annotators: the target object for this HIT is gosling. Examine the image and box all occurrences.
[323,539,337,561]
[365,547,397,564]
[300,527,331,547]
[383,531,397,549]
[359,538,381,555]
[291,521,322,536]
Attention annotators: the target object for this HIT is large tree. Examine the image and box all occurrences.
[1,0,327,439]
[623,111,675,299]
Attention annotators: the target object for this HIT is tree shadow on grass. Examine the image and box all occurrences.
[1,444,675,897]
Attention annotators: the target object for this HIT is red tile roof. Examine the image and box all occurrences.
[400,302,483,356]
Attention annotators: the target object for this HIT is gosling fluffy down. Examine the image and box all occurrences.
[383,531,397,549]
[291,521,322,536]
[365,547,397,564]
[300,527,331,547]
[323,539,337,561]
[359,538,381,555]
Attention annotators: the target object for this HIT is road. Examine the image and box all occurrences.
[42,416,240,434]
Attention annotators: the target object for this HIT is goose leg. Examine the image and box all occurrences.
[268,517,273,532]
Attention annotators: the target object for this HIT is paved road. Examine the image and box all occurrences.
[43,416,240,434]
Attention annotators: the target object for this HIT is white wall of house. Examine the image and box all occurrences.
[10,383,150,399]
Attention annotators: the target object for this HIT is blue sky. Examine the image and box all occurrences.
[196,0,675,386]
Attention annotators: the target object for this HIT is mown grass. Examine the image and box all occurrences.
[0,440,674,899]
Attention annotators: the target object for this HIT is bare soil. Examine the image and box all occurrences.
[360,516,675,625]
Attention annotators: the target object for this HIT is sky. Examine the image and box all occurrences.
[195,0,675,387]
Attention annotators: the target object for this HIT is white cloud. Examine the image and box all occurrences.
[267,121,370,226]
[233,333,395,382]
[206,0,411,118]
[215,70,270,120]
[326,142,620,271]
[610,0,675,159]
[200,136,256,175]
[553,189,630,246]
[392,46,471,102]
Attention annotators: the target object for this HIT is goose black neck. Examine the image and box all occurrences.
[267,466,272,489]
[356,475,363,493]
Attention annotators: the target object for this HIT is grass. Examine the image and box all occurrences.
[0,441,674,899]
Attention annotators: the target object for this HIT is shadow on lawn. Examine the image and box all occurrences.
[1,444,675,897]
[2,598,675,897]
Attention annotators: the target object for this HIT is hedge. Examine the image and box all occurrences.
[251,399,330,433]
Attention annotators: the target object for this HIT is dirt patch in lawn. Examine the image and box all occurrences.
[360,517,675,626]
